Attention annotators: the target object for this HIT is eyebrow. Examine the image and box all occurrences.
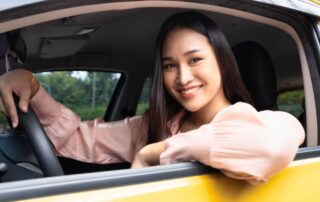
[162,49,201,61]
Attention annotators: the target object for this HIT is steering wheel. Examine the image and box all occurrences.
[14,96,64,177]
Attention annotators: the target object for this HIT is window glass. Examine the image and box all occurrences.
[136,78,150,115]
[277,89,305,118]
[0,70,121,132]
[35,71,121,121]
[0,71,120,133]
[0,114,9,133]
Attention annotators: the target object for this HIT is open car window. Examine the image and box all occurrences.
[35,71,121,121]
[0,71,122,133]
[136,78,150,115]
[277,89,305,119]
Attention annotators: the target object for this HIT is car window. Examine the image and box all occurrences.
[0,70,121,132]
[35,71,121,121]
[0,113,9,133]
[277,89,305,119]
[136,78,150,115]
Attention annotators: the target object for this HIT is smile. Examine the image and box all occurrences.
[179,85,204,98]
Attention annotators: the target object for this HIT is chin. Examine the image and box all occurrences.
[182,104,202,112]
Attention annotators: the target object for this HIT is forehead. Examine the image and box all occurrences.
[162,28,211,53]
[164,27,207,41]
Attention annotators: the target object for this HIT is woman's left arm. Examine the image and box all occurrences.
[159,103,305,184]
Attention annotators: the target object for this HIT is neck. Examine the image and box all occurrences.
[188,95,230,128]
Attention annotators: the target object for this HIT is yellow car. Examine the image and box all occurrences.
[0,0,319,201]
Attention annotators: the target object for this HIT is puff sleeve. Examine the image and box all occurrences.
[160,102,305,184]
[30,86,148,164]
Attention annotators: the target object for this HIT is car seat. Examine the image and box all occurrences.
[232,41,277,111]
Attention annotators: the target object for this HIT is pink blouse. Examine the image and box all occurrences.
[30,86,305,184]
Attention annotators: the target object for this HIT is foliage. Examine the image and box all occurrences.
[277,89,304,105]
[35,71,119,120]
[277,89,304,117]
[136,102,149,115]
[73,105,106,120]
[136,78,150,115]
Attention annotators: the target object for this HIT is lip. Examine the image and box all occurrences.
[178,84,204,99]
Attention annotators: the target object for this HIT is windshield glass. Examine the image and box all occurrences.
[0,0,46,12]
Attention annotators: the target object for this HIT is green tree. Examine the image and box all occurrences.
[35,71,120,120]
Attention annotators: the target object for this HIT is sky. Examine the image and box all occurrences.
[0,0,45,12]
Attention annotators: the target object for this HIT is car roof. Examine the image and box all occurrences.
[1,0,319,17]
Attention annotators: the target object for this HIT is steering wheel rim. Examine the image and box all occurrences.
[15,96,64,177]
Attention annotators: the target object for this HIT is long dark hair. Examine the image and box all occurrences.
[147,11,252,143]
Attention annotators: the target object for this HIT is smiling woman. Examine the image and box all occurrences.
[0,11,305,186]
[161,28,228,114]
[0,0,319,201]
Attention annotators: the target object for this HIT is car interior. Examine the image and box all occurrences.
[0,5,310,182]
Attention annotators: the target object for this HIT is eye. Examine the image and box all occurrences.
[162,63,176,70]
[190,57,202,64]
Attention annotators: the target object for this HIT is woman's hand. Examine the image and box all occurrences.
[131,141,166,168]
[0,69,39,127]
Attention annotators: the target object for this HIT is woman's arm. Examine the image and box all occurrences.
[0,69,148,164]
[30,86,148,163]
[159,102,305,184]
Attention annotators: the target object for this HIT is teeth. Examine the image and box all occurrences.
[181,86,201,94]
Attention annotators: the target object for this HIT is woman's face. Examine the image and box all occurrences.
[162,28,227,113]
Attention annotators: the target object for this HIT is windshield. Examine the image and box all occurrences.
[0,0,46,12]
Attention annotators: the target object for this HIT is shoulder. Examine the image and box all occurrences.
[214,101,299,120]
[213,102,258,122]
[213,102,305,143]
[213,102,302,126]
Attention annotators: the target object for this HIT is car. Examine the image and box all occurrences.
[0,0,319,201]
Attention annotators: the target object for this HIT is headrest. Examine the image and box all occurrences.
[232,41,277,111]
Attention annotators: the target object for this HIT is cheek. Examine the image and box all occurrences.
[209,61,221,80]
[162,72,175,89]
[204,65,222,88]
[211,72,222,89]
[205,55,221,82]
[212,68,221,82]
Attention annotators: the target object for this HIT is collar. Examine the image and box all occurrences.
[167,110,186,135]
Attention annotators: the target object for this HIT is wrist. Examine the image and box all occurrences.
[31,75,40,98]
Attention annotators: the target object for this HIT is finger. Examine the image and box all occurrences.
[159,149,172,165]
[131,158,148,168]
[159,147,184,165]
[131,157,141,168]
[0,88,18,127]
[18,87,32,113]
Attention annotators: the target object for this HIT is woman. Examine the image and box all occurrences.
[0,12,304,184]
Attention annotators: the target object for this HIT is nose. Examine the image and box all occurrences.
[176,65,193,85]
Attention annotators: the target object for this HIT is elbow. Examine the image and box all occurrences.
[264,123,303,171]
[260,138,299,179]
